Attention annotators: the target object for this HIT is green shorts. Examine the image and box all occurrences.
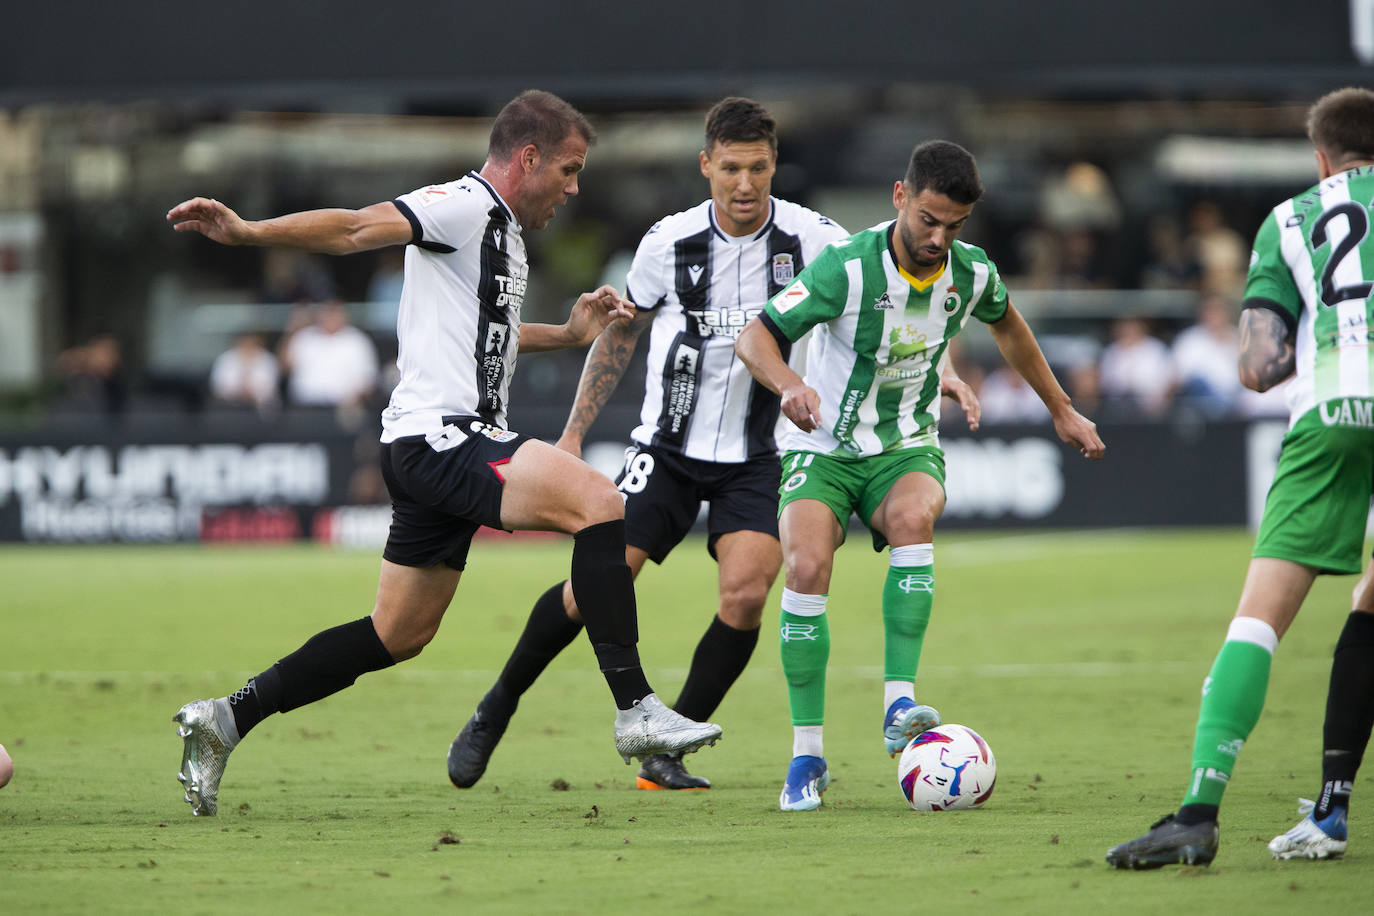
[1253,400,1374,574]
[778,446,946,551]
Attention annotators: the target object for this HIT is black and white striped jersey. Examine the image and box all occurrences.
[625,198,847,462]
[381,172,527,443]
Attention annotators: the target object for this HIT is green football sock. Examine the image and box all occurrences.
[780,589,830,727]
[1182,627,1275,808]
[882,561,933,683]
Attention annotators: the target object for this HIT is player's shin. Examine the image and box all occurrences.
[570,519,652,708]
[780,589,830,727]
[229,616,395,738]
[1318,610,1374,817]
[883,544,934,700]
[1180,616,1276,819]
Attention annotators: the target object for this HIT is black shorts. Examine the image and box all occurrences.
[380,417,533,570]
[614,443,780,564]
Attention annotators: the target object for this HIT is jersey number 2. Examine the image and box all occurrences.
[1312,202,1374,307]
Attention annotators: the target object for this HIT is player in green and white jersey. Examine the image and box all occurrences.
[736,140,1105,812]
[1109,86,1374,869]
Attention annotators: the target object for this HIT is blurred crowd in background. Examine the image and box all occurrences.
[1,95,1310,433]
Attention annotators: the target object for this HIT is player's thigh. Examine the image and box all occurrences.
[1234,557,1317,639]
[865,448,947,548]
[1253,414,1374,575]
[498,438,623,533]
[779,498,845,594]
[371,559,462,660]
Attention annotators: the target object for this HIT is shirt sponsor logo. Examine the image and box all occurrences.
[772,253,795,285]
[665,344,700,433]
[1318,398,1374,428]
[482,323,510,405]
[684,306,761,339]
[775,280,809,314]
[494,271,526,309]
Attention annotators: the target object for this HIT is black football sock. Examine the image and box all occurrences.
[570,519,651,709]
[673,615,760,722]
[227,616,395,738]
[1315,611,1374,817]
[1175,803,1219,826]
[494,580,583,703]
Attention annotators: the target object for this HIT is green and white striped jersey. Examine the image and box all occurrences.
[1245,165,1374,425]
[762,221,1008,457]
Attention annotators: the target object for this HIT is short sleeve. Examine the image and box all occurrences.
[763,244,849,341]
[1242,210,1302,326]
[393,182,484,252]
[971,258,1010,324]
[624,219,672,311]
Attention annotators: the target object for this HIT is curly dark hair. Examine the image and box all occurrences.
[904,140,983,205]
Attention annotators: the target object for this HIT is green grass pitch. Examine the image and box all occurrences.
[2,529,1370,913]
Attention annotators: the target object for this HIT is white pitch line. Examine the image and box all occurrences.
[0,658,1208,684]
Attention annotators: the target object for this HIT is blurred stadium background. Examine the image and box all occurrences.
[1,0,1372,547]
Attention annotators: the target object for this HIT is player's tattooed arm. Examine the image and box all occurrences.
[556,307,655,456]
[1238,307,1295,392]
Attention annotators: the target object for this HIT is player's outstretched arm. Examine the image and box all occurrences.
[555,307,655,457]
[736,317,822,432]
[1238,306,1295,392]
[988,302,1104,459]
[518,285,634,355]
[167,198,413,255]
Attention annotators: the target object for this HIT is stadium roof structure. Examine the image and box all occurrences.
[2,0,1371,110]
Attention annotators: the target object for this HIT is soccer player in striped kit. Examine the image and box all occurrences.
[165,90,720,816]
[736,139,1103,811]
[1109,86,1374,868]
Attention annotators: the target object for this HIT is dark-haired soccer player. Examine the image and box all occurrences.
[165,90,720,816]
[1109,86,1374,868]
[737,139,1103,811]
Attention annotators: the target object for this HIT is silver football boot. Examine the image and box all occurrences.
[174,698,240,816]
[613,693,721,763]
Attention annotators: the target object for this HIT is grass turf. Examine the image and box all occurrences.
[1,529,1370,913]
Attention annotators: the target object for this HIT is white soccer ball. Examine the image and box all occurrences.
[897,723,996,811]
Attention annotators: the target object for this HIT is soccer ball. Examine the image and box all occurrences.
[897,723,996,811]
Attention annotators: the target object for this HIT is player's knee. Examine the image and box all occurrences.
[377,620,440,663]
[882,509,937,545]
[720,580,769,628]
[784,552,832,595]
[578,479,626,527]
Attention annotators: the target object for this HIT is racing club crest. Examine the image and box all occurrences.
[772,253,795,285]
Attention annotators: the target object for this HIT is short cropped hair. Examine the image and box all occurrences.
[488,90,596,161]
[704,97,778,154]
[904,140,983,205]
[1307,87,1374,166]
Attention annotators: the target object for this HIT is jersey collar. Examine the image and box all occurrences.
[468,171,520,227]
